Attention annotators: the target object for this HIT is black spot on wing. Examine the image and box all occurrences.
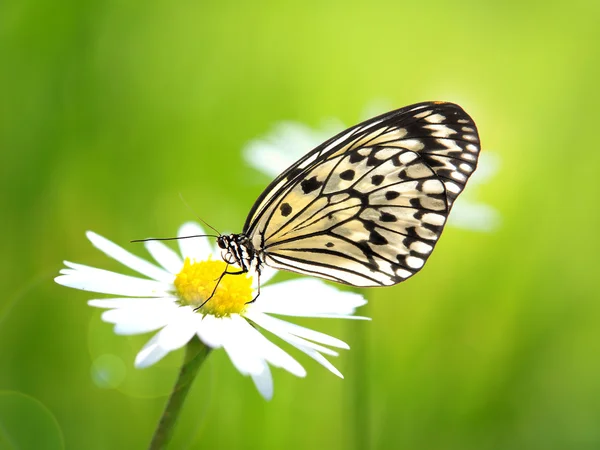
[380,212,397,222]
[280,203,292,217]
[371,174,384,186]
[349,152,366,164]
[366,153,379,167]
[340,169,356,181]
[286,167,303,181]
[301,176,323,194]
[347,188,369,206]
[369,230,388,245]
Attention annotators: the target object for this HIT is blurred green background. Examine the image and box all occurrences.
[1,0,599,449]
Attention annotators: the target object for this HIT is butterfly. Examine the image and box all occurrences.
[215,101,480,292]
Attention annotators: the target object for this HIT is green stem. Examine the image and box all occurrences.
[347,289,370,450]
[149,338,211,450]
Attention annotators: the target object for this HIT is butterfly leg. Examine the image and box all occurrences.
[245,268,261,304]
[194,266,247,311]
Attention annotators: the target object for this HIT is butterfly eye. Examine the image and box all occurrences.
[217,238,227,249]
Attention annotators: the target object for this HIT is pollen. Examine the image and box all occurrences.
[174,257,253,317]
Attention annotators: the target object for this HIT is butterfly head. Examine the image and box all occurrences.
[217,233,257,273]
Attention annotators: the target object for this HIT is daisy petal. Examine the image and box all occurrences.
[177,222,214,261]
[135,334,170,368]
[151,308,197,351]
[284,340,343,378]
[243,120,342,178]
[231,315,306,378]
[468,151,500,186]
[247,312,339,356]
[252,265,278,289]
[449,202,501,232]
[256,279,366,316]
[263,327,344,377]
[145,240,183,274]
[195,315,225,349]
[269,330,339,357]
[55,264,172,297]
[250,360,274,400]
[102,305,177,334]
[220,317,264,375]
[299,314,371,320]
[302,349,342,378]
[86,231,173,283]
[88,297,177,309]
[223,344,264,375]
[245,311,349,349]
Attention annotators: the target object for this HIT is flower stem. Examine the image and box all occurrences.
[149,338,211,450]
[347,288,370,450]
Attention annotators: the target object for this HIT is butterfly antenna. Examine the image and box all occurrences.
[131,234,219,244]
[179,192,221,236]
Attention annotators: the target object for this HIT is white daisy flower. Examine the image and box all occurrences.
[243,109,501,233]
[55,222,367,400]
[243,118,345,179]
[446,151,501,232]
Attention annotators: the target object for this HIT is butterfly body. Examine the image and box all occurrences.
[222,101,480,288]
[217,233,263,275]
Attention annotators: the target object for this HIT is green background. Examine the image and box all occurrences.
[1,0,599,449]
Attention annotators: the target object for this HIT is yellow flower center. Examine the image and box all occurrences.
[174,257,253,317]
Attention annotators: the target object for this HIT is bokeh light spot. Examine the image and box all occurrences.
[91,354,127,389]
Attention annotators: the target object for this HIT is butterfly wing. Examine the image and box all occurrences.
[244,101,480,287]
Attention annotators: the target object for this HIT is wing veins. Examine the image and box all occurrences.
[277,203,362,239]
[267,252,384,286]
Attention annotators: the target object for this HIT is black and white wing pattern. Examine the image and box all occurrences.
[243,102,480,287]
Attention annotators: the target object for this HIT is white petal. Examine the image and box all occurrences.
[247,312,345,378]
[252,265,277,289]
[219,317,264,375]
[276,334,343,378]
[230,315,306,377]
[55,263,172,297]
[243,120,342,178]
[287,340,343,378]
[468,151,500,186]
[135,334,170,368]
[177,222,214,261]
[88,297,177,309]
[195,314,225,349]
[242,124,310,177]
[272,330,339,357]
[245,311,349,349]
[102,305,177,334]
[246,311,339,356]
[303,349,342,378]
[250,360,274,400]
[145,240,183,274]
[151,307,197,351]
[256,279,366,316]
[297,314,371,320]
[449,201,501,232]
[86,231,173,283]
